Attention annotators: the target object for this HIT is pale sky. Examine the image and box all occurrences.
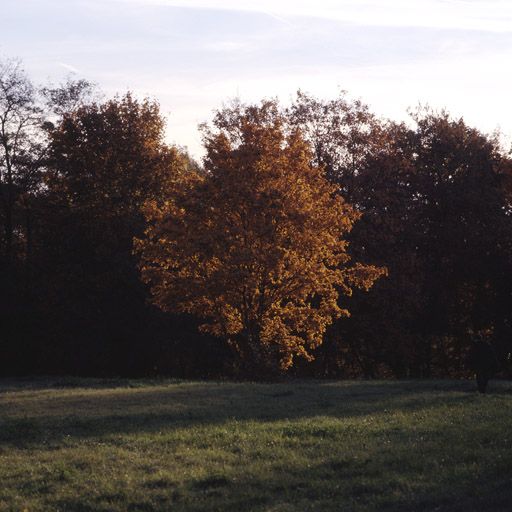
[3,0,512,157]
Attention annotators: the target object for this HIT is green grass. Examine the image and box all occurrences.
[0,378,511,511]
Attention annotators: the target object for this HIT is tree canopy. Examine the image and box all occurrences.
[2,55,512,379]
[138,101,385,372]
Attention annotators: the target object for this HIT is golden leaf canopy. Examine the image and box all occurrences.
[137,101,385,371]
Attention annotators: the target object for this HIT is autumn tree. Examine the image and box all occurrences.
[27,93,193,374]
[289,92,512,377]
[286,93,402,376]
[138,101,384,373]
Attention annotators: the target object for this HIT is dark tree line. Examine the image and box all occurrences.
[1,58,511,378]
[287,95,512,378]
[0,60,229,377]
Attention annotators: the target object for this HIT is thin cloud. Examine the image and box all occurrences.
[108,0,512,32]
[57,62,80,74]
[260,10,295,27]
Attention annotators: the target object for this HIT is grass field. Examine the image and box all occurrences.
[0,378,511,512]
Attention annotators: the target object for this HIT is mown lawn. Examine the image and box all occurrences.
[0,378,511,511]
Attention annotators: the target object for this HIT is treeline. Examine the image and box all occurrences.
[1,58,512,378]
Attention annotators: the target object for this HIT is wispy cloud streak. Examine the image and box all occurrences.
[110,0,512,32]
[57,62,80,74]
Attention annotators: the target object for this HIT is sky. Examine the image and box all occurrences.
[3,0,512,157]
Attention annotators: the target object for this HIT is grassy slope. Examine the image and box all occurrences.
[0,378,511,512]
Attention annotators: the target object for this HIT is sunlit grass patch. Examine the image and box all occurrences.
[0,378,511,511]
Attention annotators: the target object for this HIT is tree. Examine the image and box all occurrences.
[36,93,190,374]
[286,90,379,196]
[0,59,43,264]
[137,101,385,373]
[403,109,511,374]
[289,93,512,377]
[0,57,96,376]
[0,58,94,266]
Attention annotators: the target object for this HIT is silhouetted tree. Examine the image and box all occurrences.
[0,57,95,374]
[289,92,512,377]
[32,94,191,374]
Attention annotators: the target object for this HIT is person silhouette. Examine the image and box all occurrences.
[467,332,499,393]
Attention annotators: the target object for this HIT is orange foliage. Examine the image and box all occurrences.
[137,102,385,371]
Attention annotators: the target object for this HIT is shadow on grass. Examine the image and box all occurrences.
[1,379,509,449]
[1,379,511,511]
[48,445,512,512]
